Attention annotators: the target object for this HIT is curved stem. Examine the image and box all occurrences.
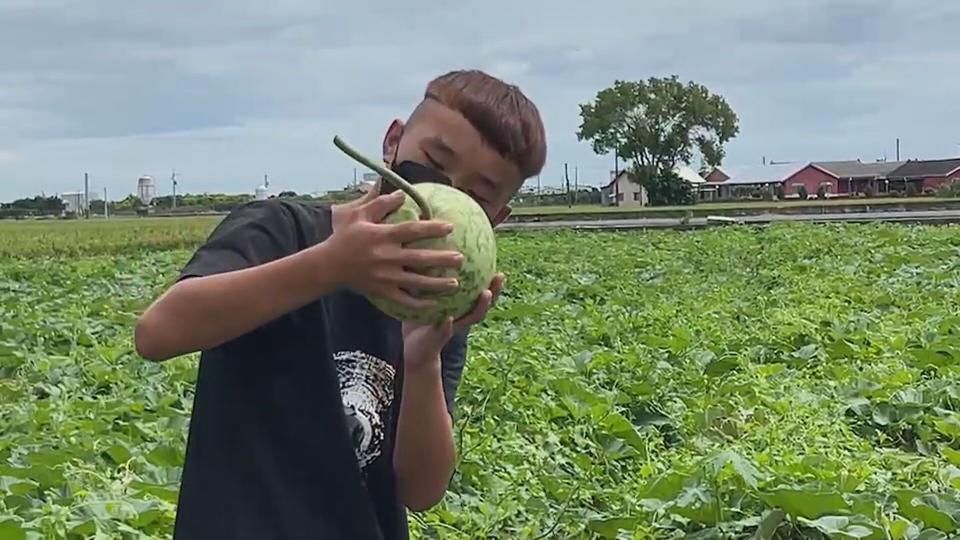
[332,135,432,220]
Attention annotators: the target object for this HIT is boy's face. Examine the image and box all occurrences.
[381,99,523,226]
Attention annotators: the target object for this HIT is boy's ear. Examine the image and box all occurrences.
[491,204,512,227]
[382,119,404,164]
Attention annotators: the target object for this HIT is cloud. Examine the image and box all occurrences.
[2,0,959,200]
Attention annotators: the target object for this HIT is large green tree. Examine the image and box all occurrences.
[577,75,739,205]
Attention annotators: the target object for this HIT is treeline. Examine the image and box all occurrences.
[512,187,601,207]
[2,185,606,220]
[0,189,370,220]
[0,196,66,219]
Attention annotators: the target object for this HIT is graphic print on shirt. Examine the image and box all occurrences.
[333,350,396,470]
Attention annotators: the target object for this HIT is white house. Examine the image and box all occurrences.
[600,170,648,207]
[600,166,705,207]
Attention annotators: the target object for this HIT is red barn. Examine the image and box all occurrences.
[703,168,730,183]
[888,158,960,192]
[708,163,805,199]
[785,160,907,196]
[782,164,837,197]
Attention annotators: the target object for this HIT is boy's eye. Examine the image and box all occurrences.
[467,190,488,205]
[424,153,444,171]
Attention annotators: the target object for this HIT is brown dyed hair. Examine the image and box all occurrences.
[422,70,547,180]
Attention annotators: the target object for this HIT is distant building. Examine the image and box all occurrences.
[601,170,647,207]
[601,166,706,206]
[137,175,156,205]
[888,158,960,192]
[704,163,805,199]
[61,192,85,215]
[781,160,906,196]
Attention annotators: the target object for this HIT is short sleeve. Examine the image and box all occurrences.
[179,200,300,281]
[440,329,469,418]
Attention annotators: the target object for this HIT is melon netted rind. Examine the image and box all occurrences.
[366,183,497,325]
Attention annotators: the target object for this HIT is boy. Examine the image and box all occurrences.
[134,69,546,539]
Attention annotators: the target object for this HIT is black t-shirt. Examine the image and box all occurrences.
[170,199,469,540]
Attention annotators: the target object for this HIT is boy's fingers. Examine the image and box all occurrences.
[388,220,454,243]
[489,273,505,305]
[383,288,436,311]
[454,290,493,330]
[395,248,464,269]
[388,271,459,293]
[359,184,380,202]
[341,184,379,211]
[362,191,406,222]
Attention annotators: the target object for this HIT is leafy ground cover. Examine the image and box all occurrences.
[508,197,960,216]
[2,219,960,538]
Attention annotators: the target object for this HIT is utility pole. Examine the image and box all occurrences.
[264,173,269,188]
[574,166,579,205]
[896,138,900,161]
[104,187,109,219]
[84,172,90,219]
[171,170,179,209]
[564,163,571,208]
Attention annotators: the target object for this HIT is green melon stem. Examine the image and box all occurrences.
[333,135,433,220]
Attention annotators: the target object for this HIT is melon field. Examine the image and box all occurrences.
[3,218,960,539]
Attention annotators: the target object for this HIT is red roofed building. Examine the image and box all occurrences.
[888,158,960,192]
[782,160,906,196]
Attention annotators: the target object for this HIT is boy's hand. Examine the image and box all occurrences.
[325,188,464,310]
[402,273,504,371]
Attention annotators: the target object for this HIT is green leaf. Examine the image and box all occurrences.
[909,348,955,369]
[934,416,960,439]
[600,412,646,453]
[69,519,97,536]
[130,481,180,504]
[103,444,133,465]
[887,515,917,540]
[704,356,739,377]
[684,527,722,540]
[752,509,785,540]
[797,515,877,538]
[146,445,182,468]
[793,344,823,361]
[672,486,719,526]
[706,450,762,489]
[0,477,37,496]
[586,517,638,538]
[0,520,26,540]
[895,491,958,533]
[762,488,850,519]
[942,447,960,467]
[638,471,686,501]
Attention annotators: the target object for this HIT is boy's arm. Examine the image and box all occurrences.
[135,195,464,362]
[134,243,341,361]
[393,276,499,511]
[134,200,335,361]
[392,331,468,511]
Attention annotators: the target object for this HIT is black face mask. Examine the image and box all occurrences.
[378,159,452,194]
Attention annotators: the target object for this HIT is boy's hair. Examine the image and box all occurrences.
[420,69,547,180]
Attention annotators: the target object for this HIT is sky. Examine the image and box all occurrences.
[2,0,960,201]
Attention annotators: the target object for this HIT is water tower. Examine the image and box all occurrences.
[255,173,270,201]
[137,175,156,205]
